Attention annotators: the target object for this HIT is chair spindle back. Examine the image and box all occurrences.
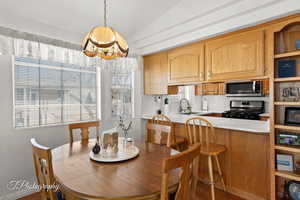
[185,117,216,146]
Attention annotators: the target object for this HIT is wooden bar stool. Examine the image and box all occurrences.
[185,117,226,200]
[149,114,186,150]
[68,121,100,143]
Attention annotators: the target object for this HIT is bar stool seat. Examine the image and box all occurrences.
[200,143,226,156]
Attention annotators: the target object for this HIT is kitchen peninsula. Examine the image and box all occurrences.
[142,113,270,200]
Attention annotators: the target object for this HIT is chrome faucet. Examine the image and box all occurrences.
[179,98,192,114]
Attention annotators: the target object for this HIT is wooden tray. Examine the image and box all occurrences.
[89,144,140,163]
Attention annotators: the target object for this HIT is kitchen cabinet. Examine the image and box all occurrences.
[229,130,269,200]
[195,82,225,95]
[262,79,270,95]
[168,42,204,84]
[219,82,225,95]
[205,30,265,81]
[144,52,178,95]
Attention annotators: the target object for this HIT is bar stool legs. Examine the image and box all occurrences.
[207,155,226,200]
[215,155,226,191]
[208,155,215,200]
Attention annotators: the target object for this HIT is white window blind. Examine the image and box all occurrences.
[111,64,134,119]
[14,57,97,128]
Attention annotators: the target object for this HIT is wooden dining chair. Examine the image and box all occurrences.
[149,114,186,150]
[31,138,63,200]
[146,122,172,145]
[185,117,226,200]
[161,144,201,200]
[68,121,100,143]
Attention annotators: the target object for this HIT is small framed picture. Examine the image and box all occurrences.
[277,60,296,78]
[281,87,300,102]
[277,153,294,172]
[285,107,300,126]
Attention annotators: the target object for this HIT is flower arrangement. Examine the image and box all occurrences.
[118,116,132,140]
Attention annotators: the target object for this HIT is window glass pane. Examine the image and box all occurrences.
[14,54,98,128]
[39,61,62,125]
[111,72,132,119]
[81,71,97,121]
[14,60,39,128]
[62,67,81,122]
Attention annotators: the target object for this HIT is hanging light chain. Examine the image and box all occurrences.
[104,0,109,27]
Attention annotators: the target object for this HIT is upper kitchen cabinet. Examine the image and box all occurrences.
[168,42,205,84]
[205,30,265,81]
[144,51,178,95]
[144,52,167,95]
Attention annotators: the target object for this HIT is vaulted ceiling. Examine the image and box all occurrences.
[0,0,300,55]
[0,0,181,46]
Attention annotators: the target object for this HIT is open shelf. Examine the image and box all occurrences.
[274,50,300,59]
[275,125,300,132]
[274,102,300,106]
[272,19,300,200]
[274,77,300,82]
[275,170,300,182]
[275,145,300,153]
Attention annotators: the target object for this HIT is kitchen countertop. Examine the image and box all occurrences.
[142,112,270,134]
[259,113,270,117]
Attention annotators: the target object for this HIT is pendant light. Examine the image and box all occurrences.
[82,0,129,60]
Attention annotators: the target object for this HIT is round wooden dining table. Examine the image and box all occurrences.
[52,139,180,200]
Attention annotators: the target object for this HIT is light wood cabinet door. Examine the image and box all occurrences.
[206,30,265,81]
[195,83,225,95]
[229,130,269,200]
[144,52,168,95]
[203,83,220,95]
[168,42,204,84]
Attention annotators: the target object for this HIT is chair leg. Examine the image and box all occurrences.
[214,155,226,191]
[191,156,199,192]
[208,155,215,200]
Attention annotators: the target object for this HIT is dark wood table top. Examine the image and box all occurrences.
[52,139,180,200]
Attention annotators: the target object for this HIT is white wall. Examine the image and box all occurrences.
[142,86,269,115]
[0,55,70,199]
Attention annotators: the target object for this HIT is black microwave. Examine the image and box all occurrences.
[225,81,263,97]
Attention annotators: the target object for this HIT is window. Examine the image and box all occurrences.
[111,65,133,119]
[14,57,98,128]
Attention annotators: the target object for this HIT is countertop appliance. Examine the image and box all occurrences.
[179,98,192,114]
[222,100,265,120]
[225,80,263,97]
